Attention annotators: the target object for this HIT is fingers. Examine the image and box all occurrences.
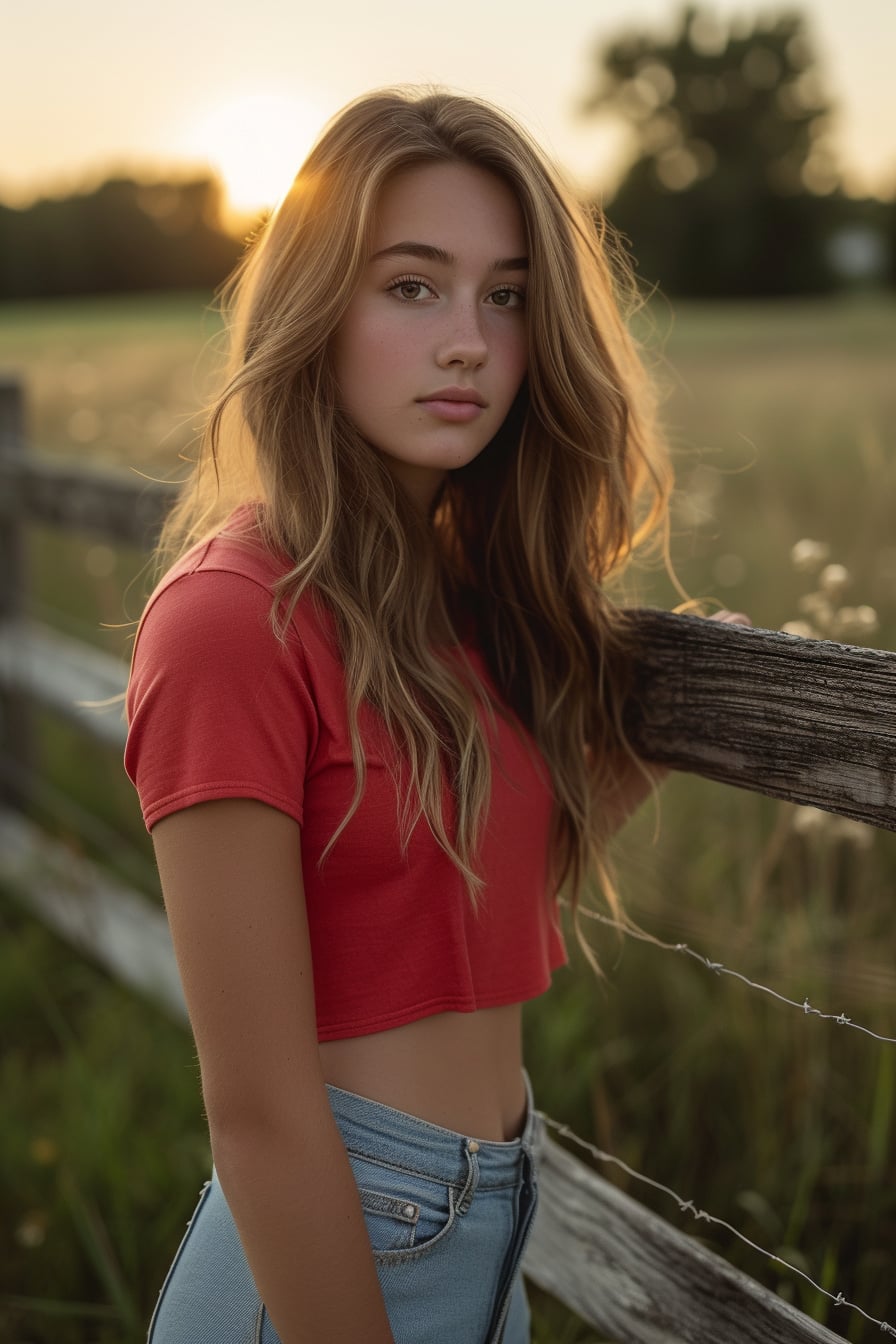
[708,609,752,627]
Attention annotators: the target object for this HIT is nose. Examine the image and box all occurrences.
[436,300,488,370]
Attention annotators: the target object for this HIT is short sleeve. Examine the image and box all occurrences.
[125,569,317,831]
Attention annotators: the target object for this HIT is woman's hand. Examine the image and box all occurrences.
[708,608,752,627]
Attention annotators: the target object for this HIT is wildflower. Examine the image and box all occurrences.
[831,605,880,640]
[798,592,834,628]
[781,620,816,638]
[853,605,879,634]
[819,564,850,598]
[791,539,830,573]
[791,806,828,835]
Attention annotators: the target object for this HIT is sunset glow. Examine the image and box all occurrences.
[180,91,325,221]
[1,2,893,216]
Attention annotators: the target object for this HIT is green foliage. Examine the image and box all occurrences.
[584,5,829,193]
[580,5,891,296]
[0,886,209,1344]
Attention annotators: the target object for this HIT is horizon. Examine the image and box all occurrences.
[6,0,895,226]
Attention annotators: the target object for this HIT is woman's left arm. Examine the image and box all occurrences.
[600,608,752,834]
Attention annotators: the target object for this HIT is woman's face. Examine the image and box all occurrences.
[330,159,529,514]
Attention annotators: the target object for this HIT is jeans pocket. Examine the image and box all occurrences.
[348,1152,458,1261]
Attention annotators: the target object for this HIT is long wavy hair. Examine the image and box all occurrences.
[151,85,673,966]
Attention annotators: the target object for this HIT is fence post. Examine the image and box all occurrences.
[0,376,34,806]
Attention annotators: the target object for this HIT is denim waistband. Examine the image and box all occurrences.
[325,1069,541,1191]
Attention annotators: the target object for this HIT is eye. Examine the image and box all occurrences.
[387,276,437,302]
[487,286,526,309]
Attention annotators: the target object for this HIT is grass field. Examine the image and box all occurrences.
[2,290,895,1342]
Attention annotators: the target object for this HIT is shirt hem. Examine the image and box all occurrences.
[315,974,562,1042]
[143,784,304,832]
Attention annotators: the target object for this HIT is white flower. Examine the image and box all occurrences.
[854,605,879,633]
[791,539,830,573]
[781,620,816,638]
[829,604,879,641]
[797,592,834,632]
[819,563,850,597]
[791,805,829,835]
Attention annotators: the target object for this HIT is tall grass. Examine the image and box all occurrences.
[1,291,894,1341]
[0,885,208,1344]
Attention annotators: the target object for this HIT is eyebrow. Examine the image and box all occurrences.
[369,241,529,272]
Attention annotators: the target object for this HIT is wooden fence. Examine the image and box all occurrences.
[2,373,894,1342]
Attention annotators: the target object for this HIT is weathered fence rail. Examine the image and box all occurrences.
[626,609,896,832]
[3,372,890,1343]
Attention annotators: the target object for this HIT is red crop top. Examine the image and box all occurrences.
[125,508,568,1041]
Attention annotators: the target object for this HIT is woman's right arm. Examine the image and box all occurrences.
[151,797,396,1344]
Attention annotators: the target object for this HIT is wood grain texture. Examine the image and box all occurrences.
[625,609,896,831]
[523,1133,845,1343]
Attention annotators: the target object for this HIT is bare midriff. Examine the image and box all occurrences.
[318,1002,528,1143]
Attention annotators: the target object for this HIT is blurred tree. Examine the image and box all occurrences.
[0,176,244,301]
[580,5,848,296]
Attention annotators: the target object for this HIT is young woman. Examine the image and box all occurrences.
[125,86,746,1344]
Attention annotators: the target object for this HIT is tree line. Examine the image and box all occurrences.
[580,5,894,296]
[2,6,893,303]
[0,176,242,301]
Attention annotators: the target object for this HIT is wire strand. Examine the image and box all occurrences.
[539,1112,896,1337]
[562,898,896,1045]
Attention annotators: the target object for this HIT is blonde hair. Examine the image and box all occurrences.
[153,85,672,966]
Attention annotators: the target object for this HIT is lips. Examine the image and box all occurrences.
[419,387,487,407]
[419,398,484,422]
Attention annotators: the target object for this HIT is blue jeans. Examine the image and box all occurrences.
[147,1070,542,1343]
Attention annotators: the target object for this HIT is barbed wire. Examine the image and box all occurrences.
[539,1111,896,1337]
[553,896,895,1332]
[563,899,896,1045]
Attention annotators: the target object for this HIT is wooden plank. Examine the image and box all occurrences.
[626,608,896,831]
[0,445,178,546]
[0,617,128,748]
[523,1132,845,1344]
[0,806,186,1023]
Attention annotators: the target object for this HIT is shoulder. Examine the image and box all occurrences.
[145,505,286,618]
[135,506,331,660]
[126,508,341,732]
[124,512,327,824]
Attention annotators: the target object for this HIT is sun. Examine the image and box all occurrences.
[181,90,324,224]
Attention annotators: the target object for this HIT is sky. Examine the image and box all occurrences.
[5,0,895,226]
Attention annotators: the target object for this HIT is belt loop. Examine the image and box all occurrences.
[456,1138,481,1215]
[526,1107,544,1168]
